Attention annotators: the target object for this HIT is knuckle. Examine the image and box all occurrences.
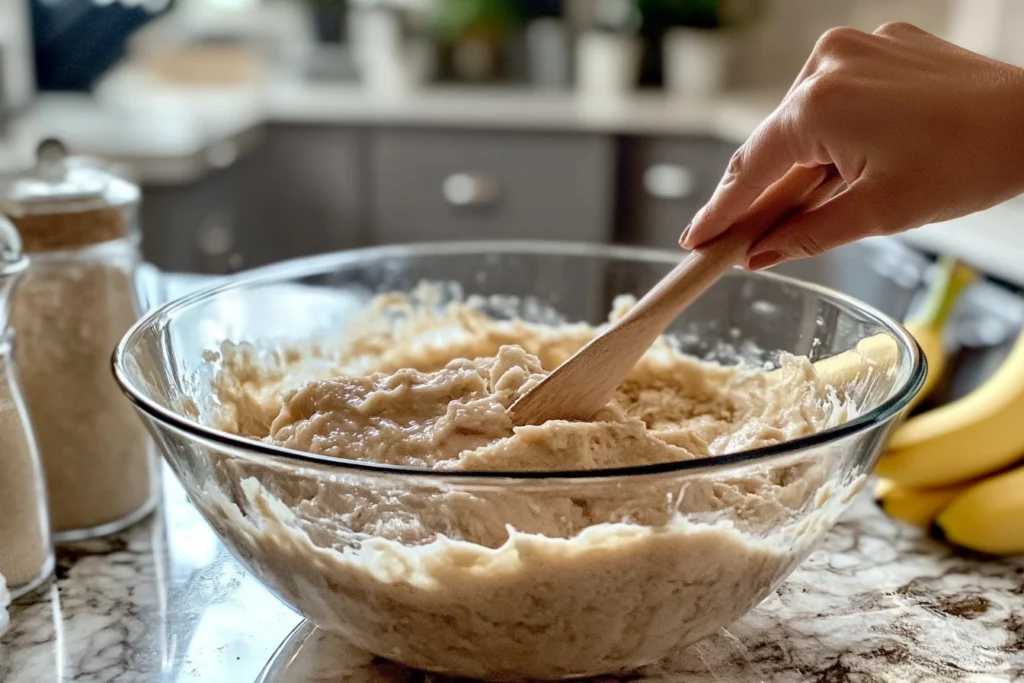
[874,21,917,37]
[725,147,747,180]
[792,231,828,259]
[798,74,845,113]
[814,26,860,56]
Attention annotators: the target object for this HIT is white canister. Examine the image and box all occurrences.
[575,31,640,103]
[0,0,35,112]
[351,8,434,97]
[663,27,735,97]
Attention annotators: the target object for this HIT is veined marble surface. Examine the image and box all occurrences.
[0,466,1022,683]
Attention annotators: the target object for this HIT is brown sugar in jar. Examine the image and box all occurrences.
[1,144,158,540]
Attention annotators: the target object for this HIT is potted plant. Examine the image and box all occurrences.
[431,0,519,82]
[307,0,348,44]
[576,0,643,103]
[640,0,761,96]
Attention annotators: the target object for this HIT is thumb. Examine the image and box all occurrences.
[682,113,798,249]
[744,183,883,270]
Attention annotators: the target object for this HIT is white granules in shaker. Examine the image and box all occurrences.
[0,216,53,598]
[0,572,10,636]
[2,145,157,541]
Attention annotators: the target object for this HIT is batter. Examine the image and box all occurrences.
[196,286,883,680]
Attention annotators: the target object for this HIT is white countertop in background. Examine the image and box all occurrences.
[0,77,779,178]
[2,70,1023,285]
[897,198,1024,288]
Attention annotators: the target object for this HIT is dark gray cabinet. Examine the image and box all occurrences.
[368,129,615,245]
[141,125,364,274]
[252,125,366,260]
[619,136,736,249]
[140,127,742,273]
[141,160,251,274]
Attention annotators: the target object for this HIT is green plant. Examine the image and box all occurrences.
[432,0,520,43]
[591,0,642,33]
[638,0,761,30]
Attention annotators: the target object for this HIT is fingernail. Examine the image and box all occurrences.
[682,210,706,248]
[747,251,784,271]
[678,224,692,248]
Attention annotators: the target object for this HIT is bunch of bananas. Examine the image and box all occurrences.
[870,256,1024,556]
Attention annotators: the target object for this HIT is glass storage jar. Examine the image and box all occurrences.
[0,140,158,541]
[0,216,54,597]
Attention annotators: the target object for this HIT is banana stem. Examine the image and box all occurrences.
[908,257,978,332]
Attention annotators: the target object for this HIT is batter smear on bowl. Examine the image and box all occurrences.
[196,286,887,680]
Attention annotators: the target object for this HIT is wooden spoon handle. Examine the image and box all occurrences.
[615,164,843,335]
[509,164,844,426]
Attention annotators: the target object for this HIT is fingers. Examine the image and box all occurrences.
[682,25,882,252]
[743,182,881,270]
[680,112,799,249]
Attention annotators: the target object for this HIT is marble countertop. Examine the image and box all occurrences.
[1,467,1023,683]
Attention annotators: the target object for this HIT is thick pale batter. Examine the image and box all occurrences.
[196,287,883,680]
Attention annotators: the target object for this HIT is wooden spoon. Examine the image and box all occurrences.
[509,164,845,426]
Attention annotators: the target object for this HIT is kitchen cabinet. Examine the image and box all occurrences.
[368,129,615,245]
[141,160,251,274]
[618,136,736,249]
[254,125,366,259]
[139,127,744,272]
[140,125,365,274]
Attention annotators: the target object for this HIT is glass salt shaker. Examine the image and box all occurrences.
[0,140,159,541]
[0,216,55,598]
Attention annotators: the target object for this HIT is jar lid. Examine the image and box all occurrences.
[0,139,139,218]
[0,139,140,252]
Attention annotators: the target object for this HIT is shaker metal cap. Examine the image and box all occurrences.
[0,138,139,218]
[0,215,27,335]
[0,216,27,279]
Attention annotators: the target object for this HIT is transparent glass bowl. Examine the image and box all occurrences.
[113,242,924,681]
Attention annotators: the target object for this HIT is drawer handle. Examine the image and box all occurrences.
[644,163,695,200]
[442,172,500,207]
[197,216,243,273]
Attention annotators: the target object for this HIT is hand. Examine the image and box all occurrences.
[680,22,1024,270]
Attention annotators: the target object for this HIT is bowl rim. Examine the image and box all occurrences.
[113,240,926,481]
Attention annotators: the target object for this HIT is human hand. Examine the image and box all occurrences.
[680,22,1024,270]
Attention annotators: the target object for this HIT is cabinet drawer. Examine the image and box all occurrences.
[254,125,365,261]
[369,129,614,244]
[140,126,365,274]
[620,136,736,249]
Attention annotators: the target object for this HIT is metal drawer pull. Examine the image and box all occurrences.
[644,163,695,200]
[442,172,500,207]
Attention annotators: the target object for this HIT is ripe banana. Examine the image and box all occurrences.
[872,478,968,530]
[902,257,977,411]
[874,329,1024,488]
[812,333,898,388]
[933,464,1024,555]
[765,332,898,388]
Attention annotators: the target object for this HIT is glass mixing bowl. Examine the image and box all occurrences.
[113,241,924,681]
